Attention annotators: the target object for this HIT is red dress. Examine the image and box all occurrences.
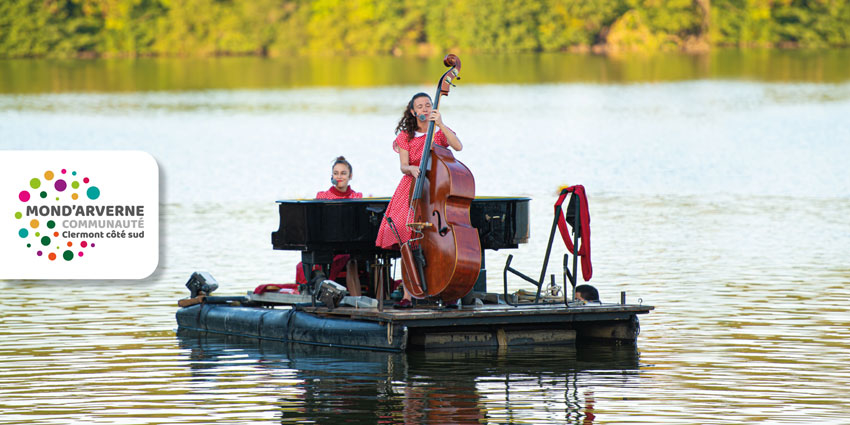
[315,186,362,199]
[375,129,450,249]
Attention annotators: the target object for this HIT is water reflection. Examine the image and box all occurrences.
[176,329,640,424]
[2,49,849,94]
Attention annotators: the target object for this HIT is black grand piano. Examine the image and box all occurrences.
[271,197,530,294]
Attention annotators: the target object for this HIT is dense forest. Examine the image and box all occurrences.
[1,0,849,58]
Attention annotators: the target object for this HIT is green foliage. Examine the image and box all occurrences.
[538,0,628,50]
[606,9,668,52]
[1,0,848,58]
[305,0,423,55]
[425,0,543,53]
[0,0,100,57]
[637,0,702,36]
[713,0,850,47]
[601,0,705,52]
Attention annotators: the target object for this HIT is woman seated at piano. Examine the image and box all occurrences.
[315,156,362,199]
[296,156,364,295]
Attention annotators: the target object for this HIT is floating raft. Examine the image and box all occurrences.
[176,296,653,352]
[176,303,406,351]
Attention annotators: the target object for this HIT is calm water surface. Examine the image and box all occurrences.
[1,52,849,424]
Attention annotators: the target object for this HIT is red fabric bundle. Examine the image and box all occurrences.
[555,185,592,281]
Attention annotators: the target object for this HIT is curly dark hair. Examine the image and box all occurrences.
[395,92,431,139]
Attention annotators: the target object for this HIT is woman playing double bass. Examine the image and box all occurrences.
[375,92,463,308]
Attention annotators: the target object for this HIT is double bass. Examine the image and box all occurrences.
[399,54,481,303]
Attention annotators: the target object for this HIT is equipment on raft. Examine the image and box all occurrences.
[502,185,593,306]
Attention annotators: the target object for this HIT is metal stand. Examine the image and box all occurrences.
[503,190,581,307]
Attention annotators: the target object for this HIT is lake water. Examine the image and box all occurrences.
[1,51,849,424]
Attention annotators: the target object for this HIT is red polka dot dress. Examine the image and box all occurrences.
[375,129,449,249]
[315,186,362,199]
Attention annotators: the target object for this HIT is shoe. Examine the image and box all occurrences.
[390,288,403,301]
[393,299,412,309]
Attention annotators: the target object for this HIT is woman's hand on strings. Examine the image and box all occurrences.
[429,110,444,128]
[430,109,462,151]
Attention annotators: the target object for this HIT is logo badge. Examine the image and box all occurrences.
[1,151,159,279]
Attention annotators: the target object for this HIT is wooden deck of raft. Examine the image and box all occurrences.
[297,301,654,349]
[241,291,653,349]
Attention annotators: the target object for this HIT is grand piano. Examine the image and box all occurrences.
[271,197,530,293]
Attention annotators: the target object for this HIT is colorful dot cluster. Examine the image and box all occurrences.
[18,169,99,203]
[15,169,100,261]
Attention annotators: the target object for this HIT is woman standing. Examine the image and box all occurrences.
[375,92,463,306]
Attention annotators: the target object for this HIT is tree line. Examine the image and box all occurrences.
[2,0,849,58]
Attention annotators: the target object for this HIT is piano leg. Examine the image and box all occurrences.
[372,254,396,312]
[345,260,361,297]
[474,249,487,293]
[376,262,384,312]
[300,261,318,308]
[384,258,395,305]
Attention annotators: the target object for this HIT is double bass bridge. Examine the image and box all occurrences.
[406,222,433,231]
[405,222,431,243]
